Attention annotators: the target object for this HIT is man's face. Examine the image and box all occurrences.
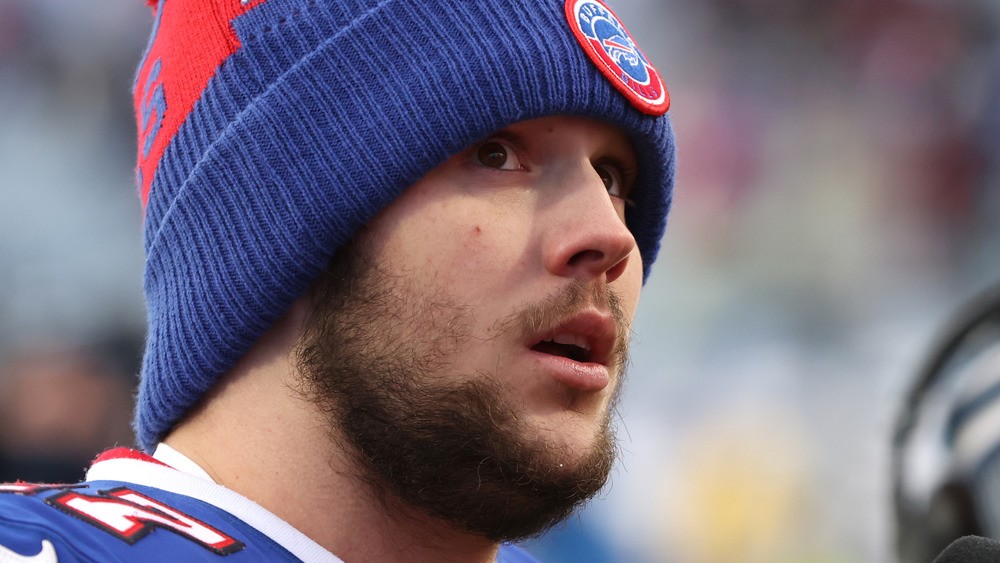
[297,115,644,541]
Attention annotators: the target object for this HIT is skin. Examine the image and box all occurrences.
[165,115,644,563]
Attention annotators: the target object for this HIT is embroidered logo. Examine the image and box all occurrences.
[564,0,669,115]
[0,541,57,563]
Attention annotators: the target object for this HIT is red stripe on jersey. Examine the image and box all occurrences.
[93,447,170,468]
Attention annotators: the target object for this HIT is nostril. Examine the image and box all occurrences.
[567,249,605,268]
[565,248,630,282]
[605,254,629,282]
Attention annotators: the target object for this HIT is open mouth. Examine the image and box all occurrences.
[530,334,592,363]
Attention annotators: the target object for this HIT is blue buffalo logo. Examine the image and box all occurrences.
[602,34,641,72]
[575,2,651,84]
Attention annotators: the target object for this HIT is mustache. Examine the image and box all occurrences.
[495,280,631,371]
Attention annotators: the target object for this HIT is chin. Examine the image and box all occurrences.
[526,411,617,470]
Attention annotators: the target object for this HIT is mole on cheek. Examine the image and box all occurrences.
[473,225,482,235]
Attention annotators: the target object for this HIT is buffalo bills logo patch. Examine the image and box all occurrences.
[565,0,669,115]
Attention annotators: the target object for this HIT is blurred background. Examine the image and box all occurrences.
[2,0,1000,561]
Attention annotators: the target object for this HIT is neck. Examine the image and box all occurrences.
[163,305,501,563]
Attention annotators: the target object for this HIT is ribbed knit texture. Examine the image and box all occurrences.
[134,0,676,451]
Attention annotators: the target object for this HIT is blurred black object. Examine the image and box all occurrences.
[894,284,1000,562]
[932,535,1000,563]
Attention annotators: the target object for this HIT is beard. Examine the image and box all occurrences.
[295,238,629,543]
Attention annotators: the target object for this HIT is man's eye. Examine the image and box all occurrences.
[596,164,624,198]
[474,141,520,170]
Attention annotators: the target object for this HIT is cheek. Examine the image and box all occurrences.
[446,220,531,285]
[377,200,532,290]
[435,194,532,267]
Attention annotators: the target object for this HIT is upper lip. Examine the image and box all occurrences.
[525,309,618,367]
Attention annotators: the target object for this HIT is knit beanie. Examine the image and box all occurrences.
[132,0,676,451]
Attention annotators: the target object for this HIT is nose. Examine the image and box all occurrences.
[542,167,638,284]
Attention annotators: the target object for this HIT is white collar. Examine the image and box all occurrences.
[85,447,343,563]
[151,443,215,482]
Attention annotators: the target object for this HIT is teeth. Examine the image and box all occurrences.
[552,334,590,351]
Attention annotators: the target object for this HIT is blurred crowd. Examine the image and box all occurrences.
[2,0,1000,562]
[0,342,135,484]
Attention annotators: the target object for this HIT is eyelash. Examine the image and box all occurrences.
[471,139,522,171]
[596,158,637,204]
[467,131,531,172]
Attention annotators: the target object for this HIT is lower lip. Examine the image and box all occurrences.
[530,351,610,391]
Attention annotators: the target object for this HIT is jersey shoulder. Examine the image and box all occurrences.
[0,480,298,562]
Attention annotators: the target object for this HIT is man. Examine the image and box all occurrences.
[0,0,675,561]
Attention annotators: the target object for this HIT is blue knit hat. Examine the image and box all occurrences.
[132,0,676,451]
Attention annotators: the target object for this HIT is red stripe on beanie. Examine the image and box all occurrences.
[134,0,266,209]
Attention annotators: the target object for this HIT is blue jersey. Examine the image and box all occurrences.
[0,448,538,562]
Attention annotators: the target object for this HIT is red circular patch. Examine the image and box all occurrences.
[565,0,669,116]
